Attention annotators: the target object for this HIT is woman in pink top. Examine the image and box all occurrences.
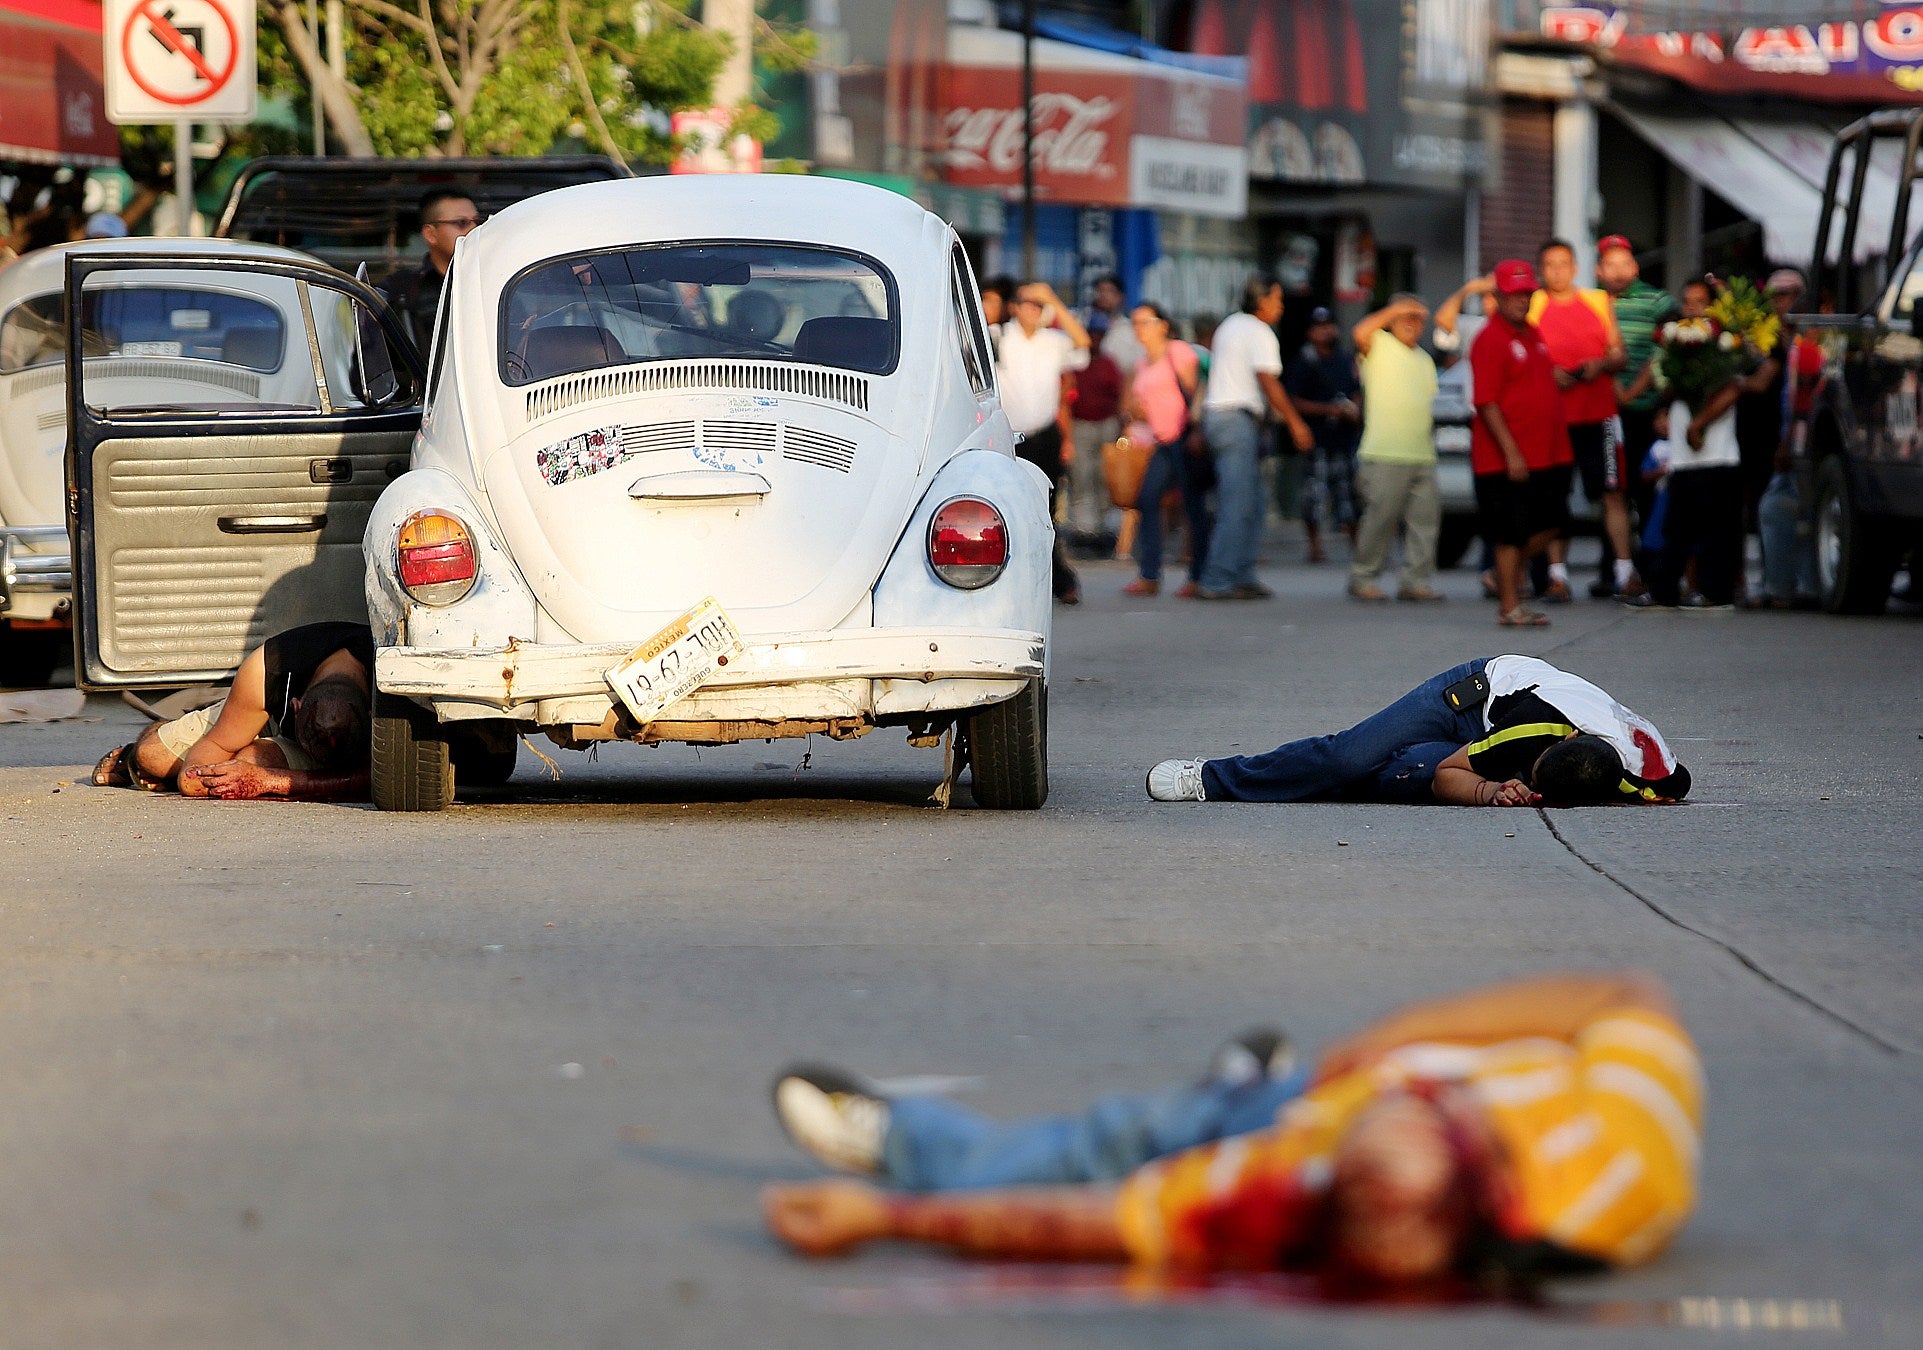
[1122,304,1209,596]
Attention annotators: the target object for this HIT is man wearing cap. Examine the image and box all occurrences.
[1597,236,1676,600]
[1285,306,1363,564]
[1473,260,1572,627]
[1530,240,1634,601]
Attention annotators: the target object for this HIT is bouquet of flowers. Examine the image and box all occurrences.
[1656,277,1781,411]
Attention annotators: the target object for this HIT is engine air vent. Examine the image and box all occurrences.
[524,360,871,422]
[618,421,697,456]
[702,420,780,456]
[783,426,857,474]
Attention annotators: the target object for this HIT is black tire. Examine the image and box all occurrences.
[0,627,63,688]
[450,723,518,786]
[372,691,455,812]
[966,678,1048,809]
[1813,457,1899,615]
[1435,516,1478,571]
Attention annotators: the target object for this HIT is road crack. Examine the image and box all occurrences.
[1536,809,1910,1057]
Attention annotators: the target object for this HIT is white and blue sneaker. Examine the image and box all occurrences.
[1146,758,1208,802]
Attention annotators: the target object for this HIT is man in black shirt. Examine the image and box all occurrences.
[1283,307,1362,563]
[377,188,481,350]
[1147,655,1689,806]
[91,622,374,800]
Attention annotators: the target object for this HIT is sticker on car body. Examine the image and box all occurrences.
[536,425,624,486]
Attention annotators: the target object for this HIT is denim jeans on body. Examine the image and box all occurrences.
[1133,438,1214,583]
[1758,471,1818,600]
[1199,409,1265,590]
[881,1069,1309,1192]
[1202,659,1490,802]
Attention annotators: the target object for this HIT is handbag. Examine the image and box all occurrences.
[1102,434,1155,509]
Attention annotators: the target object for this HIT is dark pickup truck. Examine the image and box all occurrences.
[213,155,631,279]
[1799,111,1923,613]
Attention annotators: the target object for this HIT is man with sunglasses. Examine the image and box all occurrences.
[378,187,482,348]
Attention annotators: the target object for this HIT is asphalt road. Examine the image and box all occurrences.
[2,540,1920,1349]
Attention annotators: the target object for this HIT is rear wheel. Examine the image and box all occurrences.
[966,679,1048,809]
[372,691,455,812]
[1814,457,1899,615]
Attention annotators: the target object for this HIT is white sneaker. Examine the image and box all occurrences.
[772,1066,889,1175]
[1146,758,1208,802]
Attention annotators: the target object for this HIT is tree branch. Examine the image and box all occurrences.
[557,0,629,169]
[273,0,374,154]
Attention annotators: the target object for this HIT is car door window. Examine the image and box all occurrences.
[73,271,412,415]
[950,244,995,399]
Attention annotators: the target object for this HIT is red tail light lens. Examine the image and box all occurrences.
[928,497,1007,589]
[397,510,477,605]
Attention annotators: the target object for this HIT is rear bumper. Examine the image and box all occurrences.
[0,527,71,617]
[378,627,1046,723]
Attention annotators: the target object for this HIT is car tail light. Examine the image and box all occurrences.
[397,510,477,605]
[928,497,1007,590]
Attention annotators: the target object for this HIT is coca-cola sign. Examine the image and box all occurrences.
[938,53,1248,214]
[943,93,1120,179]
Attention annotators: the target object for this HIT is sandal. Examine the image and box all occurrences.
[1121,577,1160,596]
[91,743,135,787]
[1498,606,1550,627]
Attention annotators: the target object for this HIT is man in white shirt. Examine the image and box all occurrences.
[1198,275,1314,599]
[996,280,1092,603]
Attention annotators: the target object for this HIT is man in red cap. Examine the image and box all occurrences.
[1470,260,1572,626]
[1530,240,1632,602]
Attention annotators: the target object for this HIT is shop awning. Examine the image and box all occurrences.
[0,0,119,167]
[1611,105,1897,267]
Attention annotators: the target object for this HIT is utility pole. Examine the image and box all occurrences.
[174,122,193,236]
[1021,0,1036,277]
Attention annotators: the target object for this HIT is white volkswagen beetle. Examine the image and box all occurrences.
[0,238,352,684]
[362,176,1052,809]
[59,177,1051,809]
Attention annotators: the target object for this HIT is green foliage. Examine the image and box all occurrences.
[263,0,735,162]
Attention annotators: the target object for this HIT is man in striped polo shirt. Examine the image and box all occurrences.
[764,971,1703,1287]
[1142,654,1690,806]
[1598,236,1678,599]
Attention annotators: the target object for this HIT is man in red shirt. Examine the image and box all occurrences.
[1472,259,1573,627]
[1529,239,1631,600]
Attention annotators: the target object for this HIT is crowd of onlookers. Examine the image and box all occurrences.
[985,235,1828,624]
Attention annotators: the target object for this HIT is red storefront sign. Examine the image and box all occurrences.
[1539,5,1923,102]
[0,0,120,165]
[937,35,1249,218]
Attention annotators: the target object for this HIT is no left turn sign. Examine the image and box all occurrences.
[104,0,257,123]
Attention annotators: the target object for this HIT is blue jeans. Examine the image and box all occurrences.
[1133,438,1215,583]
[1758,471,1817,601]
[1202,659,1490,802]
[1199,409,1264,591]
[881,1070,1308,1192]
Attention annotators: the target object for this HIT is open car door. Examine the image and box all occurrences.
[63,251,423,690]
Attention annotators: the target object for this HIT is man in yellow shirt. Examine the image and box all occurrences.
[764,972,1701,1288]
[1348,295,1443,603]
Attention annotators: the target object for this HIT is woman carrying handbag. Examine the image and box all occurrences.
[1121,304,1211,597]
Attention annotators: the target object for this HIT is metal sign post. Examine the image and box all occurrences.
[103,0,257,236]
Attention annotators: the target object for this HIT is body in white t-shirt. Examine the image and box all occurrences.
[1202,311,1283,415]
[994,323,1090,436]
[1663,398,1740,472]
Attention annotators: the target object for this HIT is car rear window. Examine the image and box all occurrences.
[0,288,285,374]
[500,242,898,386]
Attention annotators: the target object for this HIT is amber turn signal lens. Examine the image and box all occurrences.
[397,510,477,605]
